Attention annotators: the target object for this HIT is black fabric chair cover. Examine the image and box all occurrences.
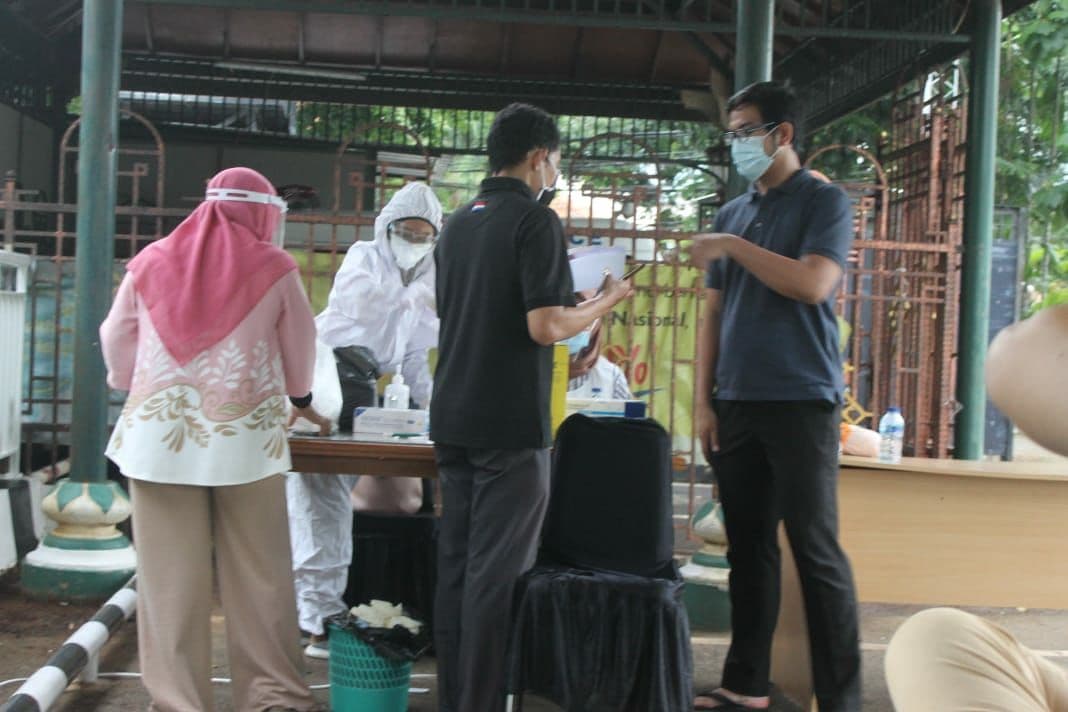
[506,415,693,711]
[541,414,675,578]
[508,565,692,712]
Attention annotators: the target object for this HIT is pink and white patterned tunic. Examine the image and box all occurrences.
[102,270,316,486]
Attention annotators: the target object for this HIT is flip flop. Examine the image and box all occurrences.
[693,689,760,711]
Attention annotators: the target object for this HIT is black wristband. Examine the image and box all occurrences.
[289,392,313,409]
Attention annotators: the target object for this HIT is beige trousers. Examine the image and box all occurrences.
[131,475,320,712]
[885,607,1068,712]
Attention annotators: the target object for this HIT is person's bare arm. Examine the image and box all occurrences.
[986,304,1068,456]
[526,276,632,346]
[695,288,722,460]
[691,234,842,305]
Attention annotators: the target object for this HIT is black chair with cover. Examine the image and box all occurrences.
[505,414,693,712]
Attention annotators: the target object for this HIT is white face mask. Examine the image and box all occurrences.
[730,130,781,183]
[390,235,434,270]
[204,187,288,247]
[536,158,561,206]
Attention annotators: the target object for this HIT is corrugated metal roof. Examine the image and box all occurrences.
[0,0,1040,126]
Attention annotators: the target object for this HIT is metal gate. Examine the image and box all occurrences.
[2,91,972,544]
[809,69,967,458]
[8,111,185,473]
[560,134,717,545]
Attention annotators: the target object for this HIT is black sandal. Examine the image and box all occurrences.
[693,689,758,711]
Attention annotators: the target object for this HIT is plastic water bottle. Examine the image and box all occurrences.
[878,407,905,464]
[383,374,410,410]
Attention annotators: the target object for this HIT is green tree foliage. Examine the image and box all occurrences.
[806,96,892,184]
[807,2,1068,314]
[997,0,1068,312]
[295,102,719,229]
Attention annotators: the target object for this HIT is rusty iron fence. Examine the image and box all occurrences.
[3,78,968,541]
[558,133,716,543]
[3,112,717,544]
[808,68,967,458]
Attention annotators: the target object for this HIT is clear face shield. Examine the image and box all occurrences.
[204,187,289,247]
[387,219,438,271]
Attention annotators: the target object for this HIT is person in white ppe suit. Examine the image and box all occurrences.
[286,181,443,659]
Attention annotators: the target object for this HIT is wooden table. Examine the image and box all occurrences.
[771,454,1068,709]
[838,454,1068,608]
[289,434,437,477]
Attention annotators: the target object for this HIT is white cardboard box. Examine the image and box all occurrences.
[565,398,647,419]
[352,407,429,436]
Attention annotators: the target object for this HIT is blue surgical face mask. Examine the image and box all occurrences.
[730,132,779,182]
[561,330,591,355]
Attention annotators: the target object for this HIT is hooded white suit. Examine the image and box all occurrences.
[315,180,443,407]
[286,181,442,639]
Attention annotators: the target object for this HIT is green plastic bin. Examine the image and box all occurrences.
[328,622,412,712]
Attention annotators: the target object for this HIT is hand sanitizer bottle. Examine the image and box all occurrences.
[384,374,410,410]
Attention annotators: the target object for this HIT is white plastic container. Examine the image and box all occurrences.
[0,251,31,478]
[877,407,906,464]
[351,408,429,438]
[383,374,410,410]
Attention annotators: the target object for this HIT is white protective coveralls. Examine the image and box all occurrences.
[286,181,443,637]
[316,180,442,408]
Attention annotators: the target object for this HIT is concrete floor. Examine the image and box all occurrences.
[4,587,1068,711]
[4,430,1065,710]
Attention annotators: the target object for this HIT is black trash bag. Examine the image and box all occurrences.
[327,609,431,663]
[334,346,380,432]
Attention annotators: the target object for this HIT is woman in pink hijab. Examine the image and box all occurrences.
[101,167,325,712]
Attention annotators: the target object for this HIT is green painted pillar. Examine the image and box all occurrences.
[728,0,775,197]
[954,0,1001,460]
[22,0,135,599]
[71,4,122,481]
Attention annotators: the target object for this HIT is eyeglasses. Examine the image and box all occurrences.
[721,122,779,144]
[389,222,437,244]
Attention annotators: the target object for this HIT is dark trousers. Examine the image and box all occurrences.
[433,445,550,712]
[712,400,861,712]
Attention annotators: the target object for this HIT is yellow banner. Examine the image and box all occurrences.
[601,264,704,463]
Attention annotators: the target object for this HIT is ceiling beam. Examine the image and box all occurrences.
[498,23,512,73]
[428,19,439,72]
[0,4,57,69]
[298,12,306,63]
[374,15,383,69]
[569,27,584,80]
[143,5,156,53]
[132,1,971,42]
[121,57,708,121]
[222,9,232,58]
[648,30,664,83]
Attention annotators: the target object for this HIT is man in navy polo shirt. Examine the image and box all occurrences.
[690,82,861,712]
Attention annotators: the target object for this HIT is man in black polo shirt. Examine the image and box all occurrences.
[689,82,861,711]
[430,102,632,712]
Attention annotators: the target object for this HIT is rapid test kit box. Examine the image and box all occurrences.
[565,398,647,419]
[352,407,430,437]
